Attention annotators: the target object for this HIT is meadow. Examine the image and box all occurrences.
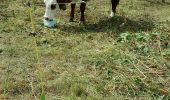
[0,0,170,99]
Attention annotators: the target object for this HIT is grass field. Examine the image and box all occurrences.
[0,0,170,99]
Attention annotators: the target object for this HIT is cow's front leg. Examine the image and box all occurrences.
[70,3,76,22]
[80,1,86,24]
[110,0,119,17]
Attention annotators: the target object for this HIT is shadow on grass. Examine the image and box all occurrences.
[59,15,155,35]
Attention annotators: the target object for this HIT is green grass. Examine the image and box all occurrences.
[0,0,170,99]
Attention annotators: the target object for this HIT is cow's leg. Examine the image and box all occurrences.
[110,0,119,17]
[80,1,86,23]
[70,3,76,22]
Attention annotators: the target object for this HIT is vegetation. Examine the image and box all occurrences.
[0,0,170,99]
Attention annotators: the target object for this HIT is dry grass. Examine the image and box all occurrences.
[0,0,170,99]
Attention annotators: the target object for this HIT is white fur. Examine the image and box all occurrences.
[71,0,86,3]
[79,0,85,3]
[110,11,115,17]
[44,0,58,19]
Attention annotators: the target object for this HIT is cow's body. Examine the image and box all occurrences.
[44,0,119,24]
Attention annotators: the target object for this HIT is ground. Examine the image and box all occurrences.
[0,0,170,99]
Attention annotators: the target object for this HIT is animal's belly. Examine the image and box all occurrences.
[65,0,86,3]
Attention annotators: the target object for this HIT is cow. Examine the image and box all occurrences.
[44,0,120,27]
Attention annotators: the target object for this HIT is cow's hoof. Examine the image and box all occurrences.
[69,18,74,22]
[110,12,115,17]
[79,21,85,25]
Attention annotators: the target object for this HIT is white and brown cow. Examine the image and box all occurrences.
[44,0,119,24]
